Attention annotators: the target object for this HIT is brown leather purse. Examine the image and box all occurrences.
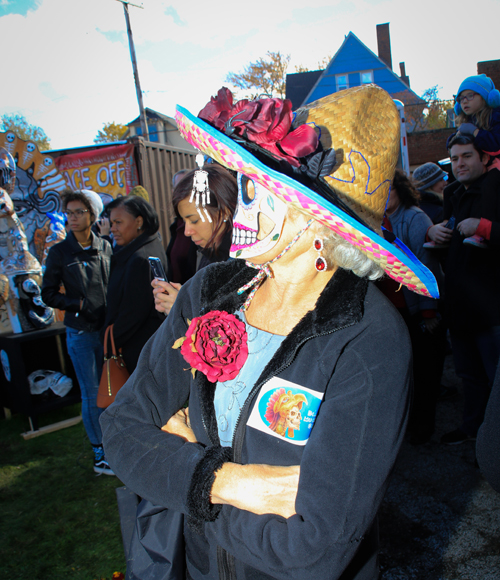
[97,324,130,408]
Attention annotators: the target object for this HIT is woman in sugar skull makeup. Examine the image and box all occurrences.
[101,86,439,580]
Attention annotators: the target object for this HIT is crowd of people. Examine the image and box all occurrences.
[383,73,500,454]
[39,162,238,476]
[33,72,499,578]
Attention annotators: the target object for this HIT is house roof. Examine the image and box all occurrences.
[287,32,425,109]
[286,69,323,110]
[127,107,178,127]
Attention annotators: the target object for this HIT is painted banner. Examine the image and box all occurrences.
[55,144,138,202]
[0,136,139,333]
[0,131,66,262]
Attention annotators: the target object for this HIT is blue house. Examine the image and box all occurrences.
[286,24,425,114]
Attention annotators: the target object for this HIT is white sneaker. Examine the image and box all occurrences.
[93,458,115,476]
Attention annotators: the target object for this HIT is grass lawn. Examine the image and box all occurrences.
[0,404,126,580]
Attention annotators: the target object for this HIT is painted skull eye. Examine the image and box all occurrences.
[240,175,256,206]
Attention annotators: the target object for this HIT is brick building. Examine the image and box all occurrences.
[477,59,500,93]
[407,128,455,171]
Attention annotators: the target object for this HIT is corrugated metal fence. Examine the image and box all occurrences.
[132,136,196,248]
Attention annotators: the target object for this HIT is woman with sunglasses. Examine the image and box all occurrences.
[42,189,113,475]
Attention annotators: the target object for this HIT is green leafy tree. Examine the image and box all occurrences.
[226,51,291,99]
[0,114,51,150]
[94,122,128,144]
[421,86,454,130]
[403,86,454,132]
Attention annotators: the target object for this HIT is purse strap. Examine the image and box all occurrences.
[103,324,121,358]
[109,324,119,357]
[103,325,111,359]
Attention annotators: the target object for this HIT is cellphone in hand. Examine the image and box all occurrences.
[445,216,455,230]
[148,257,168,282]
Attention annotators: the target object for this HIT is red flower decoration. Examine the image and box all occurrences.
[173,311,248,383]
[198,87,318,167]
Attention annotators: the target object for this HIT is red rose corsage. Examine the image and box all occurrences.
[173,311,248,383]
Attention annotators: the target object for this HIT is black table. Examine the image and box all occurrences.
[0,321,81,431]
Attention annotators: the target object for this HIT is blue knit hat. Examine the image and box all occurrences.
[454,74,500,115]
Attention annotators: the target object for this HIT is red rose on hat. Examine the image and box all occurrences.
[173,311,248,383]
[198,87,318,167]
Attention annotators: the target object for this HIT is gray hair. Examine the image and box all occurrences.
[321,226,384,280]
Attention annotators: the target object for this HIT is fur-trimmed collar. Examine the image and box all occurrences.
[196,260,368,446]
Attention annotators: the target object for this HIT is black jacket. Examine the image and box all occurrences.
[104,232,168,372]
[101,261,412,580]
[419,189,444,224]
[198,229,232,271]
[166,220,232,283]
[41,231,112,332]
[443,170,500,331]
[166,217,198,284]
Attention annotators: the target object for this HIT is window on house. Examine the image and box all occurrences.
[148,125,158,142]
[135,124,158,142]
[336,74,349,91]
[360,71,374,84]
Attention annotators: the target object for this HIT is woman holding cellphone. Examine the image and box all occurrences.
[152,164,237,314]
[103,195,168,373]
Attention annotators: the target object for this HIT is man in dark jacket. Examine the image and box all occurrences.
[42,189,113,474]
[439,135,500,444]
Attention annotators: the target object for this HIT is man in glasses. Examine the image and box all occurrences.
[42,189,114,475]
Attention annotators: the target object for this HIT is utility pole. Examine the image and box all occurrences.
[116,0,149,140]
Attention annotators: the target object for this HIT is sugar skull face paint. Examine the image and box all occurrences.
[230,174,288,259]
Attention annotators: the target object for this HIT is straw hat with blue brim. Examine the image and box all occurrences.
[175,84,439,298]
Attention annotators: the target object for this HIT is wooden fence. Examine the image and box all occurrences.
[131,136,196,247]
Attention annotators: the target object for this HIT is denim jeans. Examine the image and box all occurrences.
[66,327,104,446]
[451,326,500,436]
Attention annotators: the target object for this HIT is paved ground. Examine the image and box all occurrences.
[378,355,500,579]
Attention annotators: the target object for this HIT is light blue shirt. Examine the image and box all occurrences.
[214,311,285,446]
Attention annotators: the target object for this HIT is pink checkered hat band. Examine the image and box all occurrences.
[175,106,438,298]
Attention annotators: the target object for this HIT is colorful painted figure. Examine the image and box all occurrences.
[264,388,308,438]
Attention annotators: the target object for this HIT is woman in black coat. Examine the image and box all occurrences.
[104,196,169,373]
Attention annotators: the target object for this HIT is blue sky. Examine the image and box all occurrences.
[0,0,40,17]
[0,0,498,149]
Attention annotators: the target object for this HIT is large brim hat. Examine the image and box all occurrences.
[175,85,438,298]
